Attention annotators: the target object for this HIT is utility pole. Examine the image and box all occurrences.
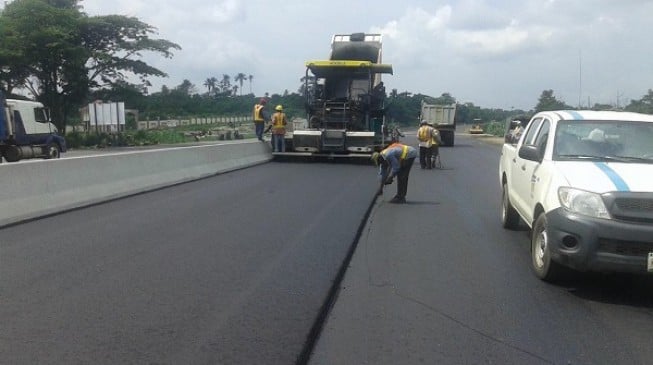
[616,90,624,110]
[578,49,582,108]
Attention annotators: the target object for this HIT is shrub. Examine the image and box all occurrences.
[484,121,505,137]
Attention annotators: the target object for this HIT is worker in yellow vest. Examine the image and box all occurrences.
[269,105,288,152]
[416,120,441,169]
[370,142,418,204]
[252,98,269,141]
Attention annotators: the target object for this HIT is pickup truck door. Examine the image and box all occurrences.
[511,118,550,225]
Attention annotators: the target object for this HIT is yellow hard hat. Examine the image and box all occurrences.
[275,105,283,111]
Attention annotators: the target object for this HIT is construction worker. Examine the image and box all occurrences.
[252,98,269,141]
[269,105,288,152]
[428,122,442,168]
[416,120,440,169]
[371,142,418,204]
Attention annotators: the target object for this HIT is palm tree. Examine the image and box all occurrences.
[248,74,253,94]
[203,77,217,94]
[219,74,231,94]
[234,73,247,96]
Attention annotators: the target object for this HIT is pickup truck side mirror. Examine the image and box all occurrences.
[518,145,543,162]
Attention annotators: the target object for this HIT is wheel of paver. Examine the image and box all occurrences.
[501,181,520,229]
[531,213,566,282]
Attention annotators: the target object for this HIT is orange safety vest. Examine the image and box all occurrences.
[253,104,265,122]
[271,112,287,134]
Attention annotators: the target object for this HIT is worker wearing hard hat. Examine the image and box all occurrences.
[269,105,288,152]
[416,120,441,169]
[371,142,418,204]
[253,98,270,141]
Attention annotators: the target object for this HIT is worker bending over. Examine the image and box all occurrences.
[371,142,418,204]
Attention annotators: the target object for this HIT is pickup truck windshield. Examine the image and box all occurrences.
[553,120,653,163]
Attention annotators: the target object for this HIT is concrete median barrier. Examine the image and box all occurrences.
[0,141,271,227]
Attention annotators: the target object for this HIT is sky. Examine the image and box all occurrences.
[78,0,653,111]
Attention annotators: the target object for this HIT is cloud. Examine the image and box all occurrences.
[78,0,653,110]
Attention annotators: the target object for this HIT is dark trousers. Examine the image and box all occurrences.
[396,157,415,198]
[271,134,285,152]
[254,122,264,140]
[419,146,433,168]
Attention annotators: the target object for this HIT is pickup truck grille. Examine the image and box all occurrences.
[598,238,653,257]
[604,193,653,223]
[615,198,653,212]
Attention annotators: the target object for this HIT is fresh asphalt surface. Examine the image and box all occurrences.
[2,134,653,364]
[310,135,653,364]
[0,156,376,364]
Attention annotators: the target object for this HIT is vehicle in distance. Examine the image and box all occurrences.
[0,90,66,162]
[499,110,653,281]
[420,100,456,146]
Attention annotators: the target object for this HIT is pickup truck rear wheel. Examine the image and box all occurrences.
[501,182,520,229]
[531,213,566,282]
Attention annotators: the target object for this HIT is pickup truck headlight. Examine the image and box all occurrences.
[558,187,610,219]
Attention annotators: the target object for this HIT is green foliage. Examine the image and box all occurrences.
[64,131,85,148]
[385,93,424,126]
[0,0,180,132]
[483,121,506,137]
[625,89,653,114]
[65,129,188,148]
[535,89,572,112]
[1,0,89,131]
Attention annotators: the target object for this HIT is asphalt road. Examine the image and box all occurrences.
[0,159,377,364]
[2,134,653,365]
[310,134,653,364]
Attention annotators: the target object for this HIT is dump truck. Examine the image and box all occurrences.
[277,33,393,159]
[0,91,66,162]
[420,100,457,146]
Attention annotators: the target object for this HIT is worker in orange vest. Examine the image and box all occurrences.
[371,142,418,204]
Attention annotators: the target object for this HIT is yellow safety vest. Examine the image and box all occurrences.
[253,104,265,122]
[382,143,409,160]
[271,112,287,134]
[418,126,431,142]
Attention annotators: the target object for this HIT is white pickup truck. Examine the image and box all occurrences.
[499,110,653,281]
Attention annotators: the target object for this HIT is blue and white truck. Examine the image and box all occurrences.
[500,110,653,281]
[0,91,66,162]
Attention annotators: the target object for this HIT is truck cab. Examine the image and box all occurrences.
[1,91,66,162]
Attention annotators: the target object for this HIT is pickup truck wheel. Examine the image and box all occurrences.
[501,182,520,229]
[531,213,565,282]
[45,144,60,159]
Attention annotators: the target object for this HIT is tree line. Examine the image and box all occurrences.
[2,0,653,135]
[0,0,180,131]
